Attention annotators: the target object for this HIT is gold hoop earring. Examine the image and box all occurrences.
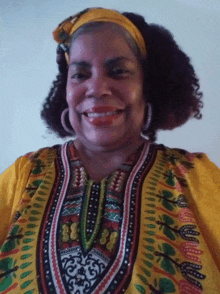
[142,103,152,132]
[61,108,75,135]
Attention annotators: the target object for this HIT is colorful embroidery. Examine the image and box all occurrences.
[0,142,219,294]
[131,148,206,294]
[0,148,56,294]
[36,142,147,293]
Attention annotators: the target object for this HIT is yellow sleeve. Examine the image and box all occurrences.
[187,153,220,270]
[0,155,33,245]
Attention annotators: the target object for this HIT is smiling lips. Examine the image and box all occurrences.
[82,106,124,126]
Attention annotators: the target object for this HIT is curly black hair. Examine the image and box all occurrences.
[41,10,203,142]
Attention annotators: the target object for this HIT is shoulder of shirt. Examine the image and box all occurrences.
[146,143,220,184]
[151,142,211,165]
[15,143,65,169]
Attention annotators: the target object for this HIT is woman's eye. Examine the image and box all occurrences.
[71,73,88,80]
[71,72,89,83]
[111,68,130,77]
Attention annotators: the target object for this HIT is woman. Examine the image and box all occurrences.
[0,7,220,294]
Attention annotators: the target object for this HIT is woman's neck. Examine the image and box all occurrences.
[74,137,149,182]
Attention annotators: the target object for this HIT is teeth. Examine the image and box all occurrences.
[86,111,119,118]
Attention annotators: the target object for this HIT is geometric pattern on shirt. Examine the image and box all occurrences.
[36,141,151,294]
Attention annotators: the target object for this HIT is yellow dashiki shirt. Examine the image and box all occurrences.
[0,141,220,294]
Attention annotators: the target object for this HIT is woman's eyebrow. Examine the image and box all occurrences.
[68,57,132,69]
[69,61,91,68]
[105,56,133,67]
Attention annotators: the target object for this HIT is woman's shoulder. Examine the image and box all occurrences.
[151,142,220,182]
[16,143,63,167]
[1,143,64,178]
[22,143,61,160]
[152,142,208,163]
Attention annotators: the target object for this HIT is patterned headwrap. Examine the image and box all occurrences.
[53,8,147,63]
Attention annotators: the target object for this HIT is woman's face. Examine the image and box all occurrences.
[66,25,146,152]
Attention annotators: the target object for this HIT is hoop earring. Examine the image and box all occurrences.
[142,103,152,132]
[61,108,75,135]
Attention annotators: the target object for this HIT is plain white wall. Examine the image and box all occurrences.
[1,0,220,173]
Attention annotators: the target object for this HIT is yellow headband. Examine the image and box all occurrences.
[53,8,147,62]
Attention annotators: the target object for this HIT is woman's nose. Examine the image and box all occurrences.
[85,74,112,98]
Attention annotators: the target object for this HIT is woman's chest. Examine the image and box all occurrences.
[1,144,220,294]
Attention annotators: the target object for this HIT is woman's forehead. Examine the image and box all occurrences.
[69,30,138,63]
[69,23,140,61]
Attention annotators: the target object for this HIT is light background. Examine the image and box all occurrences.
[1,0,220,173]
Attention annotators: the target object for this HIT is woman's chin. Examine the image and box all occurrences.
[77,129,128,151]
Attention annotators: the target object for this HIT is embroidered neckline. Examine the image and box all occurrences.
[80,179,106,253]
[68,140,146,183]
[60,141,148,254]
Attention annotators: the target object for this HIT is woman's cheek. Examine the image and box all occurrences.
[66,92,72,104]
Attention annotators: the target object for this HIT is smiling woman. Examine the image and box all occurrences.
[68,27,144,143]
[0,7,220,294]
[65,26,146,181]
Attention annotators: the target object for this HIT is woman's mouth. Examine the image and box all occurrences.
[83,109,123,118]
[81,107,125,127]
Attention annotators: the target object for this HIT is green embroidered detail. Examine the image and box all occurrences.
[21,254,32,260]
[143,238,155,244]
[28,217,39,222]
[143,253,154,260]
[43,180,51,185]
[140,266,151,277]
[152,173,160,177]
[148,187,156,191]
[24,290,35,294]
[145,230,155,236]
[20,270,32,279]
[0,258,18,291]
[1,224,23,253]
[135,284,146,293]
[21,279,33,289]
[36,197,45,202]
[144,245,154,252]
[20,262,32,269]
[25,231,35,236]
[22,246,32,251]
[148,182,157,186]
[158,215,176,240]
[27,224,37,229]
[38,191,46,196]
[159,278,176,293]
[25,180,43,197]
[163,243,176,255]
[40,184,49,189]
[160,244,176,275]
[137,274,148,284]
[30,210,40,215]
[146,210,155,214]
[81,179,106,252]
[31,159,45,175]
[23,238,34,244]
[164,170,176,186]
[157,190,175,211]
[145,217,155,221]
[142,260,153,268]
[33,203,43,208]
[146,204,155,208]
[146,197,155,201]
